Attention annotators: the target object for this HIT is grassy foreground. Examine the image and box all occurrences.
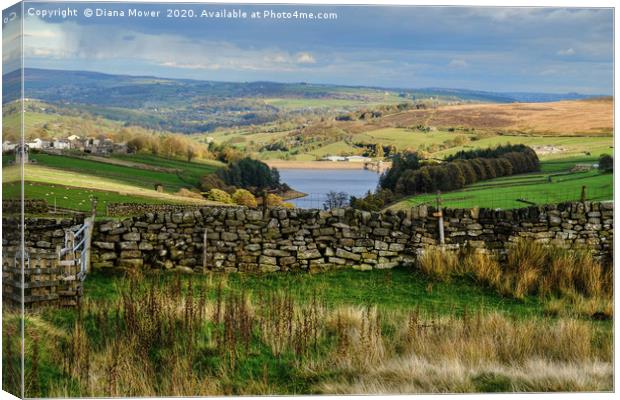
[3,242,612,396]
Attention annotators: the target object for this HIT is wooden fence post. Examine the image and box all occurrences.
[435,191,445,245]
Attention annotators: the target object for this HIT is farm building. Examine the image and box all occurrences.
[346,155,372,162]
[322,155,347,162]
[27,138,49,149]
[2,141,17,152]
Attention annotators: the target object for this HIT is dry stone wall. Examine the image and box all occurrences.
[106,203,215,217]
[2,216,85,261]
[89,201,614,273]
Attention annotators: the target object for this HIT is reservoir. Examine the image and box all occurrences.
[279,168,381,209]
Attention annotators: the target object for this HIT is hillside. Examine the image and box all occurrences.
[2,153,224,214]
[374,98,613,136]
[209,98,613,162]
[3,68,602,134]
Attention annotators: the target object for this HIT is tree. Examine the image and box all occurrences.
[232,189,258,207]
[323,191,349,210]
[186,143,197,163]
[599,154,613,172]
[217,157,281,192]
[375,144,385,159]
[380,151,420,191]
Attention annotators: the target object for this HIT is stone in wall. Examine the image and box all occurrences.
[8,201,613,274]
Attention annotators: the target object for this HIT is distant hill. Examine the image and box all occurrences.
[2,68,603,133]
[406,88,599,103]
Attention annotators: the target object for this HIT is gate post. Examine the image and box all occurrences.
[435,191,445,245]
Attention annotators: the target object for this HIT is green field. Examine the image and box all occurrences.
[112,153,224,186]
[2,106,125,142]
[29,153,219,192]
[3,181,178,215]
[358,127,463,149]
[394,158,613,210]
[85,267,542,317]
[436,135,614,160]
[3,162,218,214]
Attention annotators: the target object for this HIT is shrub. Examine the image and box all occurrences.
[265,193,284,207]
[206,189,233,204]
[200,174,229,191]
[598,154,613,173]
[350,189,394,211]
[232,189,257,208]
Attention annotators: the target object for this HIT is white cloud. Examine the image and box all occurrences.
[22,18,319,73]
[557,47,576,56]
[448,58,468,68]
[296,52,316,64]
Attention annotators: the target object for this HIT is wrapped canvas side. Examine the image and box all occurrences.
[2,2,25,398]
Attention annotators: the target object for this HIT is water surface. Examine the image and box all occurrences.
[279,168,380,209]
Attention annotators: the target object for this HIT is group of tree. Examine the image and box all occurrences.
[349,189,396,212]
[200,157,290,202]
[377,144,540,197]
[323,191,349,210]
[215,157,283,192]
[353,142,397,158]
[205,188,291,208]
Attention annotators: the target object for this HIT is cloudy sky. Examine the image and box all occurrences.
[5,2,614,94]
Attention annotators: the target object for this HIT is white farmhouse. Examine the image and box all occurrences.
[2,141,16,152]
[322,155,347,162]
[27,138,49,149]
[51,139,70,150]
[346,155,372,162]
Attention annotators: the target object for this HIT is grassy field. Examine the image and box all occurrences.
[436,135,613,160]
[2,163,217,211]
[2,181,196,215]
[4,255,612,397]
[391,158,613,210]
[27,153,219,192]
[111,154,223,187]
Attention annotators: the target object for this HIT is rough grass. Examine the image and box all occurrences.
[377,99,613,137]
[415,241,613,319]
[4,269,611,397]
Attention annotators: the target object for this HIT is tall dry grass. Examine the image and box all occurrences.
[416,240,613,319]
[7,259,612,397]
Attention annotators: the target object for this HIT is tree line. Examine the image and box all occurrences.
[380,144,539,196]
[349,145,540,210]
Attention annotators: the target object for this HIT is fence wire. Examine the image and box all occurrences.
[408,185,613,210]
[292,186,612,211]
